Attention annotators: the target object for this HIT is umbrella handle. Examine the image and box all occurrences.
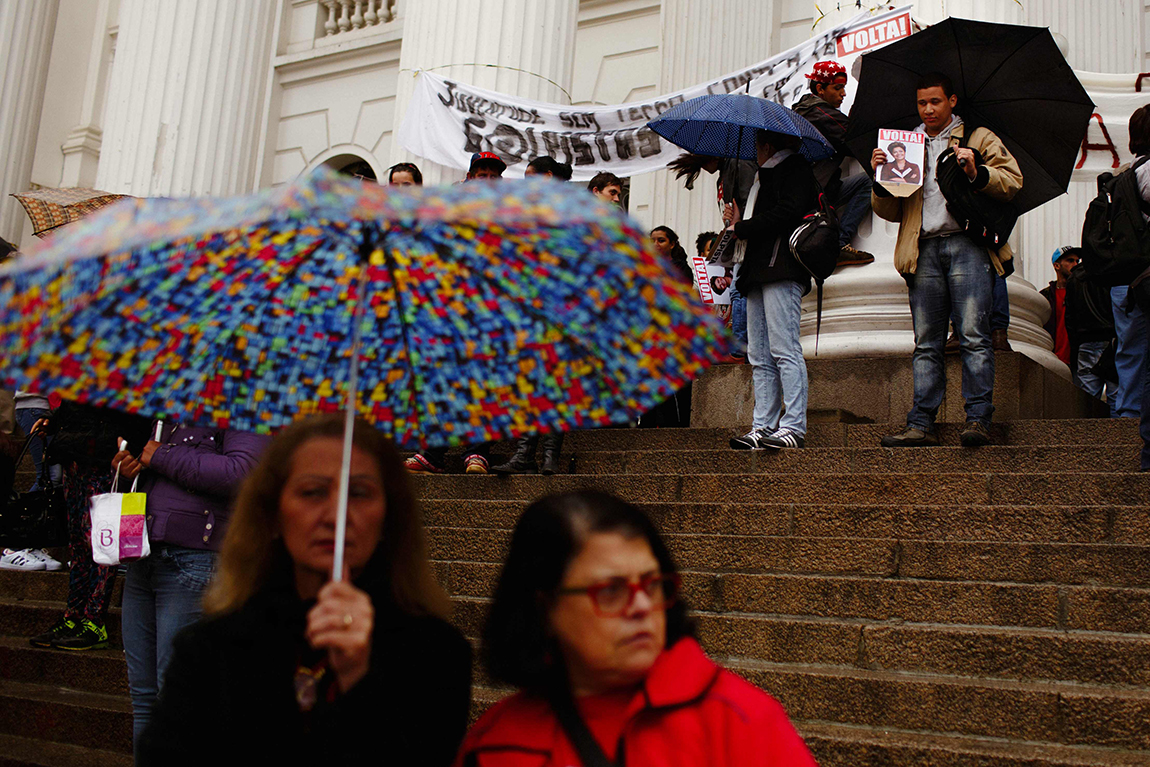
[331,231,374,583]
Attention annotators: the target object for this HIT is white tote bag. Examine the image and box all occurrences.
[89,464,150,566]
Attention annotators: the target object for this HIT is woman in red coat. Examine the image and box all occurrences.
[456,490,817,767]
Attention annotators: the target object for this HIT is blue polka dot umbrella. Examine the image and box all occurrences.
[647,93,835,163]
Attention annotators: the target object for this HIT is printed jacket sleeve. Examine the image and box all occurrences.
[148,430,270,499]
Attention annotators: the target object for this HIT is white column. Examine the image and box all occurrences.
[389,0,579,185]
[58,0,117,189]
[95,0,277,197]
[647,0,777,239]
[0,0,60,243]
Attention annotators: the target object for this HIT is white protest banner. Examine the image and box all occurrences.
[398,6,914,180]
[876,128,924,196]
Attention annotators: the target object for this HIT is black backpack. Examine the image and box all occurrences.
[788,190,841,354]
[1081,156,1150,287]
[936,132,1018,249]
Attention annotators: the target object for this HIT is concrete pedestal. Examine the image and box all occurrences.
[691,351,1108,430]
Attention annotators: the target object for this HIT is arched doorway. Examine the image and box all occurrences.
[319,152,379,182]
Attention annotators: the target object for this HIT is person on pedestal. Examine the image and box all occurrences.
[725,129,817,451]
[490,156,573,476]
[407,154,508,476]
[873,72,1023,448]
[792,60,874,267]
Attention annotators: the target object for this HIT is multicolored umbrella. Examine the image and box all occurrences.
[1,168,726,450]
[11,187,133,238]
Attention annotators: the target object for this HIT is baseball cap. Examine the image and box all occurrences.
[469,152,507,173]
[1051,245,1080,265]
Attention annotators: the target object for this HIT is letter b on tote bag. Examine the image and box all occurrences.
[89,468,150,566]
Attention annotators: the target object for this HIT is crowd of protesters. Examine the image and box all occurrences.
[1,46,1149,767]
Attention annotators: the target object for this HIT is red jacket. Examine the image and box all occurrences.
[455,638,818,767]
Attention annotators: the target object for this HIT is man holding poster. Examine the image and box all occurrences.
[871,72,1022,448]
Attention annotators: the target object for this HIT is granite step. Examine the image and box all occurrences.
[413,471,1150,506]
[428,528,1150,588]
[0,680,130,754]
[421,500,1150,545]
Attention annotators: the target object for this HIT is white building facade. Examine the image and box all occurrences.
[4,0,1150,368]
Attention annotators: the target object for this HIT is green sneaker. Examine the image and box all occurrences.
[29,617,78,648]
[52,619,108,651]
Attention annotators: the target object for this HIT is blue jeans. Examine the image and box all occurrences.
[15,407,61,490]
[123,545,216,756]
[835,173,873,247]
[730,286,748,351]
[907,234,996,430]
[1076,340,1116,404]
[746,280,808,436]
[1111,286,1147,418]
[951,272,1009,331]
[1141,324,1150,470]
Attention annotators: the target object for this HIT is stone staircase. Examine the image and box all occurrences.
[0,418,1147,765]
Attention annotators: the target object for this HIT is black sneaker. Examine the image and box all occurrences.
[762,430,804,449]
[29,617,78,648]
[52,619,108,651]
[880,426,939,448]
[959,420,992,447]
[730,428,773,450]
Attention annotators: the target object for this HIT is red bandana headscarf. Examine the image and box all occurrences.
[806,61,848,85]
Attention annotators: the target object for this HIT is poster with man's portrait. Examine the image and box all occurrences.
[877,128,925,196]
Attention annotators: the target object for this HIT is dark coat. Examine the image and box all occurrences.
[732,153,818,295]
[139,567,472,767]
[138,423,269,551]
[792,93,854,189]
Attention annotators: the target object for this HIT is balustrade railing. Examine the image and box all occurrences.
[321,0,396,36]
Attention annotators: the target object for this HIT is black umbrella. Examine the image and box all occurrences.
[843,17,1094,214]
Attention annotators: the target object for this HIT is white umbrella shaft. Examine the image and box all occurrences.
[332,263,368,583]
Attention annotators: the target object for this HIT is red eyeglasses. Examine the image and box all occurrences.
[557,573,680,617]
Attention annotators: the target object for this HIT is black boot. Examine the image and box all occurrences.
[491,436,539,475]
[539,433,563,475]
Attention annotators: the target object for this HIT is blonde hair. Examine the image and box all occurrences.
[203,414,450,620]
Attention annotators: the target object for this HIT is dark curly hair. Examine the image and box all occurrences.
[1130,105,1150,156]
[481,491,694,695]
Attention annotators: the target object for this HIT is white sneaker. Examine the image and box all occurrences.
[0,549,47,571]
[27,549,63,571]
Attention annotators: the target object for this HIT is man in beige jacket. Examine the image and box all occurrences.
[870,72,1022,448]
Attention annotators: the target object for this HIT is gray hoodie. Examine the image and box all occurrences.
[919,115,964,238]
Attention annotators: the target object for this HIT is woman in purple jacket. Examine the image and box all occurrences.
[112,423,269,757]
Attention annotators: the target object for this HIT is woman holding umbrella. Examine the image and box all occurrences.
[137,414,471,765]
[724,129,818,451]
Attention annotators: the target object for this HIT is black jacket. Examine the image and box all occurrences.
[138,569,472,767]
[792,93,854,189]
[733,153,818,295]
[1064,264,1116,344]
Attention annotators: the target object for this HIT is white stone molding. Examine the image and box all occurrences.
[388,0,580,184]
[95,0,278,197]
[0,0,60,243]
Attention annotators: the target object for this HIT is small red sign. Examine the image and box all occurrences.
[836,12,912,57]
